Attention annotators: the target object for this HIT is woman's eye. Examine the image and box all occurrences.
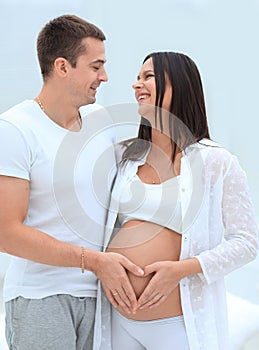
[146,74,154,79]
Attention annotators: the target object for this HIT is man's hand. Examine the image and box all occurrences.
[90,251,144,314]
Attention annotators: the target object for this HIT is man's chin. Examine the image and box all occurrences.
[86,96,96,105]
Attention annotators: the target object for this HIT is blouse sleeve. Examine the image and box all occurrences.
[196,155,258,284]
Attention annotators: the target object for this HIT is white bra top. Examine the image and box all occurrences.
[118,174,182,234]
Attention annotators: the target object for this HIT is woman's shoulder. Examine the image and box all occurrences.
[194,138,234,160]
[195,139,242,176]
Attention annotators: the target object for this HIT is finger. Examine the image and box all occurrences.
[115,282,138,313]
[110,261,139,312]
[139,293,164,309]
[137,286,157,307]
[122,258,144,277]
[144,262,159,276]
[121,283,138,312]
[112,291,132,314]
[115,287,132,309]
[139,291,160,308]
[114,271,138,312]
[111,290,119,298]
[104,288,119,309]
[148,295,167,309]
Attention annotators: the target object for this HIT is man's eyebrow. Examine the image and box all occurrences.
[90,59,106,65]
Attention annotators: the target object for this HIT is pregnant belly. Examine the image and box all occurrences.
[106,220,183,320]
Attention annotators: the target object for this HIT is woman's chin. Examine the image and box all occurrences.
[138,103,155,117]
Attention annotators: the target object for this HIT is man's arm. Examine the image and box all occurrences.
[0,175,81,265]
[0,175,143,313]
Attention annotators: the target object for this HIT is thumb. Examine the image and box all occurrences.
[122,258,144,276]
[144,262,160,276]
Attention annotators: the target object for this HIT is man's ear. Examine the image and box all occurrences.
[54,57,69,77]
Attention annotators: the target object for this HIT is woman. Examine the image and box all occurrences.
[102,52,258,350]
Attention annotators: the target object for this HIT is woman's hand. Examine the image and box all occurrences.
[137,261,181,310]
[91,251,144,314]
[137,258,202,310]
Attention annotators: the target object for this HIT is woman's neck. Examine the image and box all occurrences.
[151,128,177,158]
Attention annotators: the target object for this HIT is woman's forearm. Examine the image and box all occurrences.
[178,257,202,279]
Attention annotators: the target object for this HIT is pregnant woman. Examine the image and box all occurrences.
[103,52,258,350]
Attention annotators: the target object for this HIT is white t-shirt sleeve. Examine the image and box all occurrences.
[0,120,31,180]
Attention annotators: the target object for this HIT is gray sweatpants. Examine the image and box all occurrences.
[5,295,96,350]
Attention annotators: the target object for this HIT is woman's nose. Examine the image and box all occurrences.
[132,80,143,90]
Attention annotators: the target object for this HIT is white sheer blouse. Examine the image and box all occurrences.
[93,138,258,350]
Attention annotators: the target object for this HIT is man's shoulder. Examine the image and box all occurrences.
[0,100,35,124]
[79,103,104,116]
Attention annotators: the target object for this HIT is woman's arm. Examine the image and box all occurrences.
[137,154,258,309]
[196,155,258,284]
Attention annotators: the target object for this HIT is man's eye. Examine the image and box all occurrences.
[93,66,100,71]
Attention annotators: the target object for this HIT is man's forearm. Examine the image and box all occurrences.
[0,223,85,269]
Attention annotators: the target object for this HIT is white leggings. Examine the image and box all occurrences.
[111,308,190,350]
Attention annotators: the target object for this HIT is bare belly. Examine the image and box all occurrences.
[106,220,183,320]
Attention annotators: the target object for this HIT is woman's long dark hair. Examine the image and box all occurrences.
[121,52,210,165]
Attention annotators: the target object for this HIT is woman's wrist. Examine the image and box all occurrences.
[177,257,202,279]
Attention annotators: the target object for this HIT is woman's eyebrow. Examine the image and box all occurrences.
[137,69,154,80]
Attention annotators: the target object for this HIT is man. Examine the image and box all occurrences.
[0,14,143,350]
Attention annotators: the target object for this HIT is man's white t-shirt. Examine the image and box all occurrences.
[0,100,116,301]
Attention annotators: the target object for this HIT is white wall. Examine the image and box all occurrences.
[0,0,258,301]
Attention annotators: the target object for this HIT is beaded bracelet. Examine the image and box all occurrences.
[81,247,86,273]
